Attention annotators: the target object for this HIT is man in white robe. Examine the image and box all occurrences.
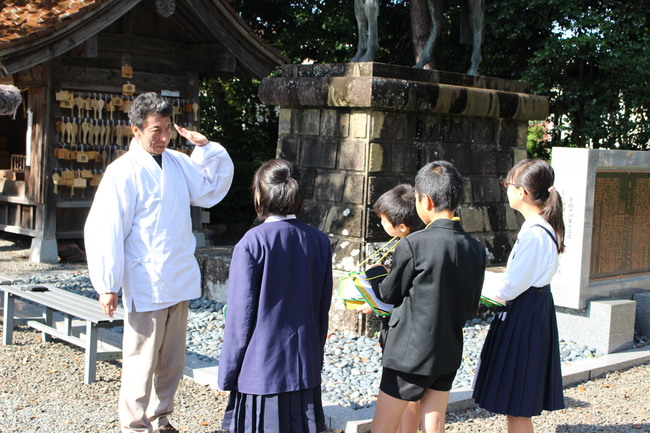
[84,92,234,433]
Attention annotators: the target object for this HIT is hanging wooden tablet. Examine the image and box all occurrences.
[55,90,70,102]
[122,83,136,96]
[92,123,101,146]
[56,145,71,160]
[115,121,124,147]
[92,97,101,120]
[63,119,72,143]
[73,171,88,187]
[90,171,103,187]
[99,122,107,146]
[83,97,92,118]
[81,119,91,144]
[69,121,78,147]
[60,99,74,111]
[122,96,133,113]
[52,172,60,194]
[121,65,133,79]
[74,96,84,118]
[97,95,105,120]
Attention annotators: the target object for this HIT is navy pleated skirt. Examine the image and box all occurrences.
[221,386,326,433]
[472,285,565,417]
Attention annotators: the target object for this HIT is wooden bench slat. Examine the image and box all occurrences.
[2,284,126,383]
[2,285,124,322]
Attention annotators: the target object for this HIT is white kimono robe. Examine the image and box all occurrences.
[84,138,234,312]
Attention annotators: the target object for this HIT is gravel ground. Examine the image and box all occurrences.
[2,231,650,432]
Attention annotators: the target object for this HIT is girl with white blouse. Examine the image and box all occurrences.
[473,159,566,433]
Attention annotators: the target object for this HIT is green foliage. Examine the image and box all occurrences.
[201,0,650,234]
[199,78,277,228]
[521,0,650,150]
[527,121,551,160]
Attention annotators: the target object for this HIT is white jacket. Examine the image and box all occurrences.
[84,138,234,312]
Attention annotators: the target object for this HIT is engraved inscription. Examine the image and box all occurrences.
[590,171,650,280]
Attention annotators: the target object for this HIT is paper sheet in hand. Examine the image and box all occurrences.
[337,271,393,316]
[479,295,505,307]
[480,270,506,307]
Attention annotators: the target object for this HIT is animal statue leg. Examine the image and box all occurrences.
[414,0,444,69]
[466,0,484,75]
[359,0,379,61]
[351,0,369,62]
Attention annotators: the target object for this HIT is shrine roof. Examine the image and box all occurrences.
[0,0,287,78]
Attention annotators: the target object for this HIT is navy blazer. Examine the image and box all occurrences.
[373,218,486,376]
[218,219,333,395]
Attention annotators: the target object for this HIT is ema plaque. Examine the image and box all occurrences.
[590,171,650,280]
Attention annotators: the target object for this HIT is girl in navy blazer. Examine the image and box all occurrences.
[218,159,333,433]
[473,159,565,433]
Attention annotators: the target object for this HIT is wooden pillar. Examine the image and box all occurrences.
[29,60,59,263]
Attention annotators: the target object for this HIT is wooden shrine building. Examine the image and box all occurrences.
[0,0,286,262]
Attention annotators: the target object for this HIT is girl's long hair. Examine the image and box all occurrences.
[507,159,565,253]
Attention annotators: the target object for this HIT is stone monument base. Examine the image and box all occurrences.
[556,299,637,355]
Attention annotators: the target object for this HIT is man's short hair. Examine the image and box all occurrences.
[128,92,173,129]
[373,183,423,230]
[415,161,464,212]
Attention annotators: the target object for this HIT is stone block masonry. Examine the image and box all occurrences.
[260,63,548,272]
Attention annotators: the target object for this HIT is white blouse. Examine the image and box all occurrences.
[483,214,559,302]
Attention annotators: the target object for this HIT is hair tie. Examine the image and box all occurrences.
[548,186,555,193]
[285,175,292,184]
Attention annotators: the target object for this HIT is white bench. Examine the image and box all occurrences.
[1,283,124,383]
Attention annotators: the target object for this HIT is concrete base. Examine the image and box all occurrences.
[556,298,636,354]
[29,238,58,264]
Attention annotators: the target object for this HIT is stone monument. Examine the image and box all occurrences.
[258,62,548,333]
[551,147,650,353]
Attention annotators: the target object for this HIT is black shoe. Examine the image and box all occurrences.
[157,424,179,433]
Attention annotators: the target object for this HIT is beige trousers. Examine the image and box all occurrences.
[119,301,188,433]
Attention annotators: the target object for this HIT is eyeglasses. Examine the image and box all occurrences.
[503,180,527,194]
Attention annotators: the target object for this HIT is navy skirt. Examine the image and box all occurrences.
[221,386,326,433]
[472,285,564,417]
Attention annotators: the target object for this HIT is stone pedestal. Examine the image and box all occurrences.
[557,299,636,354]
[259,63,548,271]
[29,237,58,264]
[259,63,548,334]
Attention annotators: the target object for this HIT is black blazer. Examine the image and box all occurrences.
[368,218,486,376]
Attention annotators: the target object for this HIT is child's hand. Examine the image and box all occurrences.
[356,303,373,315]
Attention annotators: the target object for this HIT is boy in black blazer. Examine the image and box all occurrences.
[368,160,486,433]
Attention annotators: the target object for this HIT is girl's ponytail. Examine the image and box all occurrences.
[508,159,565,253]
[540,185,565,253]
